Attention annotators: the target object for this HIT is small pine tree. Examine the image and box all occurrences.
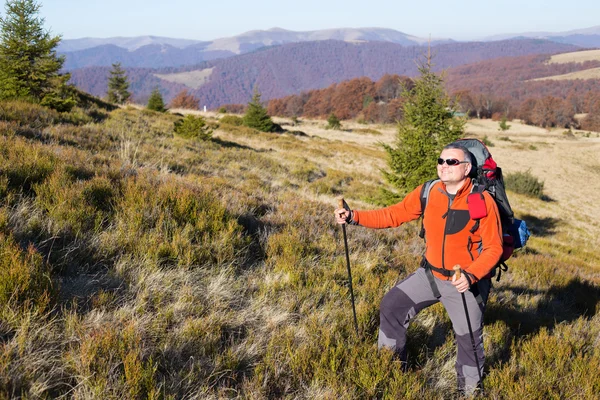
[0,0,75,110]
[326,113,341,130]
[382,57,465,197]
[174,115,212,140]
[243,90,276,132]
[147,87,166,112]
[498,116,511,131]
[107,62,131,104]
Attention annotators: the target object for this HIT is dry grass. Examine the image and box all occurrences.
[530,67,600,81]
[2,101,600,399]
[546,49,600,64]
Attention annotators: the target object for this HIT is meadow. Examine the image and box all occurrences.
[1,100,599,399]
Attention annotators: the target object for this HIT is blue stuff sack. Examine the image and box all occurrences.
[512,218,530,249]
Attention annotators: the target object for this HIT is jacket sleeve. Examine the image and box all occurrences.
[465,192,503,281]
[352,184,424,228]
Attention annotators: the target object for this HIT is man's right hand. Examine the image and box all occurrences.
[335,208,352,225]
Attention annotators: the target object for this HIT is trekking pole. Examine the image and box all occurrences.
[453,266,484,392]
[339,198,359,335]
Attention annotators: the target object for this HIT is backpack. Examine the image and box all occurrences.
[419,138,530,281]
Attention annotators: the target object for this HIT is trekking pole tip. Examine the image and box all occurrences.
[453,265,461,279]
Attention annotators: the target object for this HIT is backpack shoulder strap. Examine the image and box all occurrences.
[420,179,439,212]
[419,179,439,239]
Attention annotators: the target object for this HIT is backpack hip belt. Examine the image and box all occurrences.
[421,257,485,305]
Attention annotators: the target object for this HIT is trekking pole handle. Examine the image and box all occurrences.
[338,198,350,217]
[453,265,461,279]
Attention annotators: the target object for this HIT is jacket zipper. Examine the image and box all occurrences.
[441,194,453,275]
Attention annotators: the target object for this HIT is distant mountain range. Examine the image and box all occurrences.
[483,26,600,48]
[68,38,578,108]
[58,26,600,70]
[59,27,454,69]
[483,25,600,41]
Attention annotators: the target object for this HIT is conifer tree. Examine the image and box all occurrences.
[0,0,73,108]
[107,62,131,104]
[147,87,166,112]
[382,57,465,197]
[243,90,276,132]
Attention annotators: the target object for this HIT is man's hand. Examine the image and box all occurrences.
[452,266,470,293]
[335,208,351,225]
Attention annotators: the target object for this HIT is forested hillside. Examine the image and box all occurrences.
[67,39,578,107]
[264,52,600,130]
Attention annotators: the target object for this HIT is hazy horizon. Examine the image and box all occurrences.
[40,0,600,41]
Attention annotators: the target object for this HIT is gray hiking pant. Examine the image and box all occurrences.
[378,267,491,393]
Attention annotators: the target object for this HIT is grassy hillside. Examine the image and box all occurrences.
[1,102,599,399]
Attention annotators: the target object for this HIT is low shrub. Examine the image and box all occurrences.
[498,116,511,131]
[505,170,545,198]
[353,128,382,135]
[326,113,341,130]
[112,176,248,268]
[481,135,494,147]
[0,100,60,129]
[0,138,57,194]
[0,233,53,311]
[174,115,213,140]
[34,173,117,236]
[69,322,159,398]
[219,115,243,126]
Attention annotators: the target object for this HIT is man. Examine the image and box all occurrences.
[335,144,502,395]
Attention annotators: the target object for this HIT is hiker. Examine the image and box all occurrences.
[334,143,503,395]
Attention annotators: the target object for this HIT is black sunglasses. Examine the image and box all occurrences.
[437,158,469,166]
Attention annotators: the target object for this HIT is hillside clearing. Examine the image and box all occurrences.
[546,49,600,64]
[530,67,600,81]
[154,68,214,89]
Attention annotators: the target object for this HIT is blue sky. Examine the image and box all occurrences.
[39,0,599,41]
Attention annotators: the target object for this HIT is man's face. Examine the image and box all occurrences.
[437,148,471,185]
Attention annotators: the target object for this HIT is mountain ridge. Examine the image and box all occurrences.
[67,38,579,107]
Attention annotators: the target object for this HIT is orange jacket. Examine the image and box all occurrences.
[352,179,503,282]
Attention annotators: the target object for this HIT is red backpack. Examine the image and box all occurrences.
[419,139,530,281]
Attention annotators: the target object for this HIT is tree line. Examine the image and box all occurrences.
[262,57,600,130]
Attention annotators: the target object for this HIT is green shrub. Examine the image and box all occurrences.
[40,85,77,112]
[0,100,60,128]
[112,176,247,268]
[481,135,494,147]
[146,88,166,113]
[498,116,511,131]
[326,113,341,130]
[71,323,159,398]
[34,173,117,236]
[174,115,212,140]
[0,138,57,194]
[219,115,243,126]
[505,170,545,198]
[0,233,53,311]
